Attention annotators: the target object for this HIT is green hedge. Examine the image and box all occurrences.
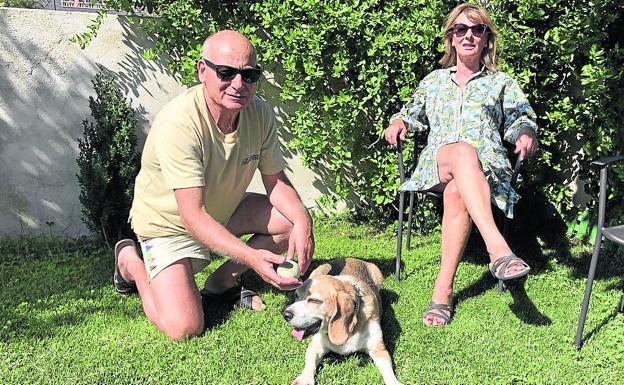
[76,71,141,245]
[82,0,624,233]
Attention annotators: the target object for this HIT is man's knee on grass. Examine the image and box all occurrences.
[161,313,204,341]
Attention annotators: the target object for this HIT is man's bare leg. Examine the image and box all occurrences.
[202,193,293,310]
[117,249,203,340]
[116,192,293,334]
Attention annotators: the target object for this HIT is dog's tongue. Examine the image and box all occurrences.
[291,329,305,341]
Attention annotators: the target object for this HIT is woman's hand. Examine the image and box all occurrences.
[384,119,408,146]
[514,130,538,160]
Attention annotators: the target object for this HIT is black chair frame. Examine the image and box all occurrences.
[575,155,624,349]
[394,134,522,295]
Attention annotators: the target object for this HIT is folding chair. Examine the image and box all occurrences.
[575,155,624,349]
[394,134,522,295]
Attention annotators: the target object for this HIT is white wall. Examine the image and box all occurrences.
[0,8,330,236]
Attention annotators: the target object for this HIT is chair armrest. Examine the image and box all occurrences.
[396,131,424,183]
[396,134,406,183]
[592,155,624,167]
[510,156,522,188]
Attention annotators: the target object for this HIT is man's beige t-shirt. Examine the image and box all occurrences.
[129,84,285,238]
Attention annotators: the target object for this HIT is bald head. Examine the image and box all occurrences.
[198,30,259,114]
[203,30,256,66]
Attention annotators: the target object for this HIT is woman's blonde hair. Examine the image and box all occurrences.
[439,3,498,71]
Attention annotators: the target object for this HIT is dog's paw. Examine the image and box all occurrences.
[291,375,315,385]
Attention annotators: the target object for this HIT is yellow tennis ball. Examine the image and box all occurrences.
[276,260,300,278]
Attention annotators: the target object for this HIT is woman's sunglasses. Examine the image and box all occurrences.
[448,23,489,38]
[203,59,263,83]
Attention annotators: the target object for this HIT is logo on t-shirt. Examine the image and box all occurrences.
[241,154,260,165]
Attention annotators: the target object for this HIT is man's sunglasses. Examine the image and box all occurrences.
[448,23,489,38]
[203,59,263,83]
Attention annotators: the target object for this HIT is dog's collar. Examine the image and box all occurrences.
[337,275,363,316]
[354,293,361,316]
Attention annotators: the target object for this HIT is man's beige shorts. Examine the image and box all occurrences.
[138,234,214,281]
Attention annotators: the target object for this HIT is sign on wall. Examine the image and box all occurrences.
[60,0,103,8]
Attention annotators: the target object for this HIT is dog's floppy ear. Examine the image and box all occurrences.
[327,289,358,345]
[295,278,313,300]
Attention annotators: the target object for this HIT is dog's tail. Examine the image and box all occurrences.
[365,261,383,288]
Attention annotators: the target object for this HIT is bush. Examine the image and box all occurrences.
[80,0,624,233]
[76,70,140,245]
[1,0,42,8]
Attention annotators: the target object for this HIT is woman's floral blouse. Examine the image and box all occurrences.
[390,66,538,218]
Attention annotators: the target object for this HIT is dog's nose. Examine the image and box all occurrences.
[283,309,294,321]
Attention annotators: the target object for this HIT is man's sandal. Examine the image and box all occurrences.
[113,239,138,295]
[422,301,454,326]
[489,254,531,281]
[201,284,264,311]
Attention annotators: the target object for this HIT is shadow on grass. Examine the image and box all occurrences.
[1,301,142,342]
[507,278,552,326]
[0,237,148,341]
[456,240,551,325]
[454,270,496,303]
[507,187,623,330]
[576,279,624,347]
[453,240,552,326]
[582,307,624,344]
[379,288,402,356]
[200,298,240,332]
[199,265,278,332]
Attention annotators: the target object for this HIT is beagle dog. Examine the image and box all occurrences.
[283,258,402,385]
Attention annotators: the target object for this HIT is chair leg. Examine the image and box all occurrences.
[396,192,405,281]
[406,192,415,251]
[575,233,603,349]
[499,213,508,293]
[502,216,509,238]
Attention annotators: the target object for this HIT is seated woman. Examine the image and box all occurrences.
[384,3,538,326]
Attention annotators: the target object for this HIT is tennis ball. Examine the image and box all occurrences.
[276,260,300,278]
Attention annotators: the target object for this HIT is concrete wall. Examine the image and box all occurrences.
[0,8,329,237]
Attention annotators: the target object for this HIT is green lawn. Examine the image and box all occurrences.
[1,217,623,384]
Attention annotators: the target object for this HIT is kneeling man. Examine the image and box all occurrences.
[114,30,314,340]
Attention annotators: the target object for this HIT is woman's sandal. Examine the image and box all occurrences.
[489,254,531,281]
[422,301,454,326]
[201,284,264,311]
